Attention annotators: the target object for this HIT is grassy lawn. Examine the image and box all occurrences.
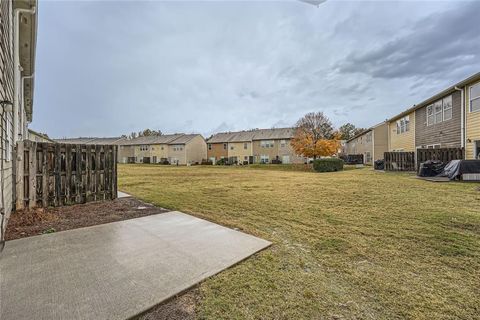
[119,164,480,319]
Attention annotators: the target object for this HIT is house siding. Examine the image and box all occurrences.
[345,131,373,164]
[465,79,480,159]
[167,144,186,165]
[388,111,415,151]
[227,141,252,164]
[185,135,207,164]
[1,0,15,227]
[207,143,228,162]
[118,145,135,163]
[373,123,388,161]
[415,90,462,148]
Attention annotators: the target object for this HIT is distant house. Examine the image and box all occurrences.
[118,134,207,165]
[345,122,388,164]
[207,128,305,164]
[28,129,54,143]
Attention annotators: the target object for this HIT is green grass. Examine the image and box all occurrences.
[119,164,480,319]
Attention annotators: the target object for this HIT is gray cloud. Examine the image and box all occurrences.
[337,2,480,80]
[29,1,478,138]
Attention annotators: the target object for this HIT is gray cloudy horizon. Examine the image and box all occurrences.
[31,0,480,139]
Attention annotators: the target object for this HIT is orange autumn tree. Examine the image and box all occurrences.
[291,112,341,159]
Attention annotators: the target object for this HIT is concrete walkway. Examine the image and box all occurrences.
[0,212,271,320]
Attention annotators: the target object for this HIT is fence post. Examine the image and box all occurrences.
[15,141,24,210]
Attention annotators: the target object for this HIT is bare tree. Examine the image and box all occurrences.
[295,112,334,140]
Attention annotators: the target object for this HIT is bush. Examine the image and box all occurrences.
[216,158,226,165]
[201,159,213,165]
[313,158,344,172]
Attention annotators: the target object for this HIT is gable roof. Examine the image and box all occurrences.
[387,71,480,123]
[207,128,295,143]
[119,134,185,146]
[55,137,127,145]
[168,134,203,144]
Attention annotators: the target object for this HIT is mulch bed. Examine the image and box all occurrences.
[4,196,199,319]
[5,197,169,241]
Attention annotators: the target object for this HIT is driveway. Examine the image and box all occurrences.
[0,211,271,320]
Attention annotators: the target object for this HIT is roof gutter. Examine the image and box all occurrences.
[13,5,36,143]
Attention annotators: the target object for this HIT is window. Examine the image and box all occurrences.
[172,145,183,151]
[427,144,441,149]
[139,145,149,151]
[260,155,269,163]
[244,142,248,149]
[280,140,286,147]
[427,105,434,126]
[230,145,234,150]
[260,140,274,148]
[244,156,248,160]
[223,143,227,150]
[208,144,211,150]
[443,95,452,121]
[434,101,443,124]
[366,132,372,143]
[396,116,410,134]
[475,141,480,159]
[161,146,164,150]
[470,83,480,112]
[427,95,453,125]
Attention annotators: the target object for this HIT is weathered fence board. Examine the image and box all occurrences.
[384,152,415,171]
[16,141,117,210]
[416,148,464,169]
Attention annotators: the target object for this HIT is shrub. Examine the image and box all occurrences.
[313,158,344,172]
[216,158,226,165]
[201,159,213,165]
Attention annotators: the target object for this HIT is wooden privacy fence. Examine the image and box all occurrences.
[384,152,415,171]
[16,141,117,210]
[416,148,464,168]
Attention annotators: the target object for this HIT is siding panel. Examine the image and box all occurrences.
[415,91,461,148]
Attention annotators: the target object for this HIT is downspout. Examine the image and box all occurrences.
[20,74,34,139]
[454,86,465,149]
[13,6,36,144]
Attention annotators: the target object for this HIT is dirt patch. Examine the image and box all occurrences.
[136,288,199,320]
[5,197,169,241]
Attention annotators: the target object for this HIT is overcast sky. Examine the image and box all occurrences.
[31,0,480,138]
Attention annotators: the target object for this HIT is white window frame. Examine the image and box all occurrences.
[442,95,452,121]
[243,143,248,149]
[208,144,211,150]
[434,101,443,124]
[426,105,434,126]
[470,83,480,112]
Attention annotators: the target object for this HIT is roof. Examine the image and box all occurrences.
[387,71,480,122]
[346,121,387,143]
[28,129,55,143]
[119,134,204,146]
[54,137,127,145]
[207,128,295,143]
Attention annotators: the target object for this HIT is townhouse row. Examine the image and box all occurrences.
[345,72,480,164]
[117,134,206,165]
[206,128,305,164]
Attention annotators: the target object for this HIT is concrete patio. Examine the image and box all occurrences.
[0,211,271,320]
